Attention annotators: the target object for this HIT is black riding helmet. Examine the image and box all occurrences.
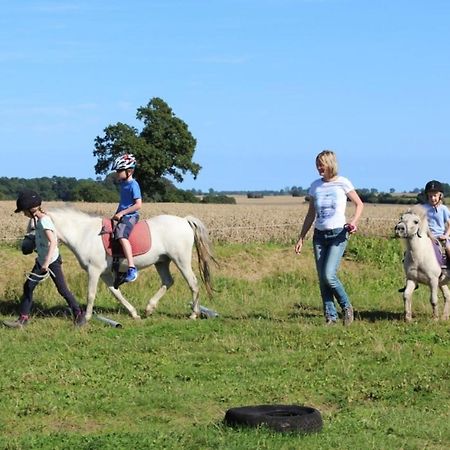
[15,189,42,213]
[424,180,443,194]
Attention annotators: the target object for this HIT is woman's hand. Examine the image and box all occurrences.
[295,238,304,254]
[345,223,358,234]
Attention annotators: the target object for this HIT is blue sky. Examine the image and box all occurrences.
[1,0,449,192]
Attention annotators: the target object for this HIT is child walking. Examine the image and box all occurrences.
[111,153,142,283]
[3,189,86,328]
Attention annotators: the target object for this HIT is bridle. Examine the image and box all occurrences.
[397,214,423,239]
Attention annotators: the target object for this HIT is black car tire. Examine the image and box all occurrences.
[224,404,323,433]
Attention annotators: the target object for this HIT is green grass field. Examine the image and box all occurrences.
[0,236,449,449]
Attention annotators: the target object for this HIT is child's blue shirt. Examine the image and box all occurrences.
[424,203,450,236]
[116,178,141,218]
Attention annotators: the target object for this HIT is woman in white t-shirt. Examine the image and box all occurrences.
[295,150,364,326]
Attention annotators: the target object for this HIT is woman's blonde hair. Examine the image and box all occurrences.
[316,150,338,178]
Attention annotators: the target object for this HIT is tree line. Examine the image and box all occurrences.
[0,176,203,203]
[0,176,117,202]
[2,177,446,205]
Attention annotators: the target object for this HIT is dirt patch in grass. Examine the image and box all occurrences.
[216,245,316,281]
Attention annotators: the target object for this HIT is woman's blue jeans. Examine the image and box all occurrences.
[313,227,351,321]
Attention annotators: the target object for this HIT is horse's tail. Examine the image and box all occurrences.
[185,215,218,298]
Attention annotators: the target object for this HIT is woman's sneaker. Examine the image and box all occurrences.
[343,306,354,326]
[124,267,138,283]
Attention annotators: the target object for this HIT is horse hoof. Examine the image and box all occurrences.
[133,315,142,320]
[189,312,199,320]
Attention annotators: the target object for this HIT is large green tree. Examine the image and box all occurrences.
[93,97,201,199]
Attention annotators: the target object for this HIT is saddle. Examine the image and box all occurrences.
[432,240,447,268]
[100,218,151,258]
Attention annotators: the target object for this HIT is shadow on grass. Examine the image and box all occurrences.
[158,303,404,323]
[0,297,405,324]
[289,302,322,319]
[291,302,405,323]
[147,311,195,320]
[355,309,404,322]
[0,298,131,318]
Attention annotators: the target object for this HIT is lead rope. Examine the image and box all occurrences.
[25,215,56,283]
[25,268,55,283]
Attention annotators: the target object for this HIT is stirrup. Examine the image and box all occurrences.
[113,273,126,289]
[112,257,123,289]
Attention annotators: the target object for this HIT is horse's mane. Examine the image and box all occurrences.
[48,206,102,219]
[410,204,427,219]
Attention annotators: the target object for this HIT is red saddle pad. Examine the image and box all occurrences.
[100,218,151,258]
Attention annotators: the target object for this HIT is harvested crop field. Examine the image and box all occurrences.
[0,197,408,244]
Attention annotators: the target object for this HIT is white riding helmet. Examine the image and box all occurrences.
[112,153,136,171]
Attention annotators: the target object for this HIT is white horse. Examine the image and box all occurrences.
[38,207,216,321]
[395,206,450,321]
